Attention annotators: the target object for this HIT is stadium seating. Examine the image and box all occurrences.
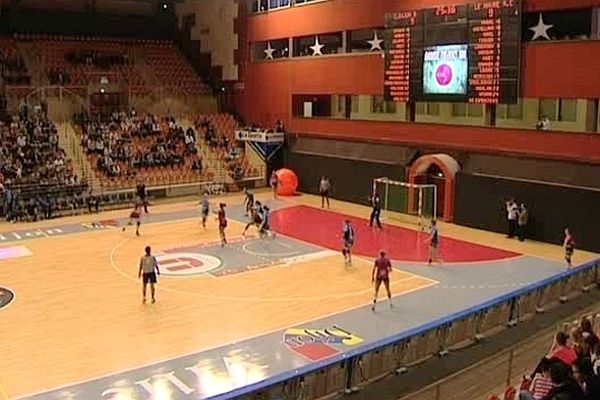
[13,34,209,96]
[0,37,30,85]
[194,113,259,180]
[0,109,88,221]
[488,314,600,400]
[136,40,207,95]
[76,112,210,190]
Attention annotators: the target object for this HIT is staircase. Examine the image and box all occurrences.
[59,123,98,193]
[180,119,232,185]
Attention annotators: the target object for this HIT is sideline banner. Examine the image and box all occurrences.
[235,129,284,144]
[235,129,284,161]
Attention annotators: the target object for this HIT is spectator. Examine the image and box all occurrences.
[544,362,584,400]
[572,359,600,398]
[536,115,551,131]
[506,198,519,238]
[0,112,86,222]
[580,318,600,349]
[571,327,585,357]
[549,332,579,367]
[518,204,528,241]
[591,343,600,376]
[87,192,99,213]
[520,358,554,400]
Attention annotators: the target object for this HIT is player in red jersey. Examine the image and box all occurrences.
[122,201,143,236]
[216,203,227,246]
[372,250,393,311]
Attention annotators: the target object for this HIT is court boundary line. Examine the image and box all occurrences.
[241,240,300,258]
[0,286,17,312]
[269,204,529,265]
[110,237,434,302]
[0,286,16,399]
[8,199,595,399]
[0,203,585,267]
[15,275,438,400]
[0,380,11,400]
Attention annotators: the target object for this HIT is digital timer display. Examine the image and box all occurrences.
[384,0,521,104]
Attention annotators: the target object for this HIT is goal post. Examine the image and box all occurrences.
[372,177,437,229]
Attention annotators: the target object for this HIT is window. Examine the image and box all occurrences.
[252,39,289,61]
[468,104,483,118]
[351,95,359,113]
[294,0,323,4]
[451,103,466,117]
[372,96,396,114]
[336,95,345,114]
[539,99,558,121]
[496,100,523,120]
[293,32,342,57]
[558,99,577,122]
[348,28,384,53]
[416,102,440,116]
[250,0,325,13]
[249,0,289,13]
[538,98,578,122]
[452,103,482,117]
[270,0,290,9]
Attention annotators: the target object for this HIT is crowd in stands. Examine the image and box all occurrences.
[79,111,203,186]
[492,316,600,400]
[194,114,257,181]
[27,35,208,96]
[0,105,87,222]
[246,119,285,133]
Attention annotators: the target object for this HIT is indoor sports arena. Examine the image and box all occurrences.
[1,1,600,400]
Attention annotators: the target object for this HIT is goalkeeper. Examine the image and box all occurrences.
[369,193,382,229]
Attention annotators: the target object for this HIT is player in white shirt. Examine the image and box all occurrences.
[138,246,160,304]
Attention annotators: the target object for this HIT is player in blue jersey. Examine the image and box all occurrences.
[342,219,355,265]
[427,220,441,265]
[200,191,210,228]
[259,205,274,238]
[243,188,255,216]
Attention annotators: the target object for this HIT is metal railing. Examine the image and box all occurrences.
[214,258,600,400]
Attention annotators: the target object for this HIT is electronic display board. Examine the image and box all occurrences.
[384,0,521,104]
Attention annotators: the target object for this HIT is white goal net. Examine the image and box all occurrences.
[372,177,437,230]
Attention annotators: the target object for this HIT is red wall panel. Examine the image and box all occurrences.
[237,54,383,125]
[290,118,600,164]
[238,0,600,162]
[521,41,600,98]
[247,0,598,42]
[237,41,600,124]
[248,0,390,41]
[523,0,600,11]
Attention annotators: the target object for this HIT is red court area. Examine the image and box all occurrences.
[271,205,519,263]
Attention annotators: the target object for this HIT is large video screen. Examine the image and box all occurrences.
[384,1,522,104]
[423,44,468,95]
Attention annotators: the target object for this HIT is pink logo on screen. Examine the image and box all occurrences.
[435,64,453,86]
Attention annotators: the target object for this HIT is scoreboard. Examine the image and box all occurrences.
[384,0,521,104]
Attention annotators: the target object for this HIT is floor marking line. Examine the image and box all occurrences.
[18,275,437,400]
[241,241,300,258]
[110,238,432,302]
[0,378,11,400]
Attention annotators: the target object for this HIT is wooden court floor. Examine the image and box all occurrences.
[0,192,596,398]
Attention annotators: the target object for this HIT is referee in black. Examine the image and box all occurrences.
[369,193,382,229]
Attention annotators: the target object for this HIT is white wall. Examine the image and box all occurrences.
[176,0,239,81]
